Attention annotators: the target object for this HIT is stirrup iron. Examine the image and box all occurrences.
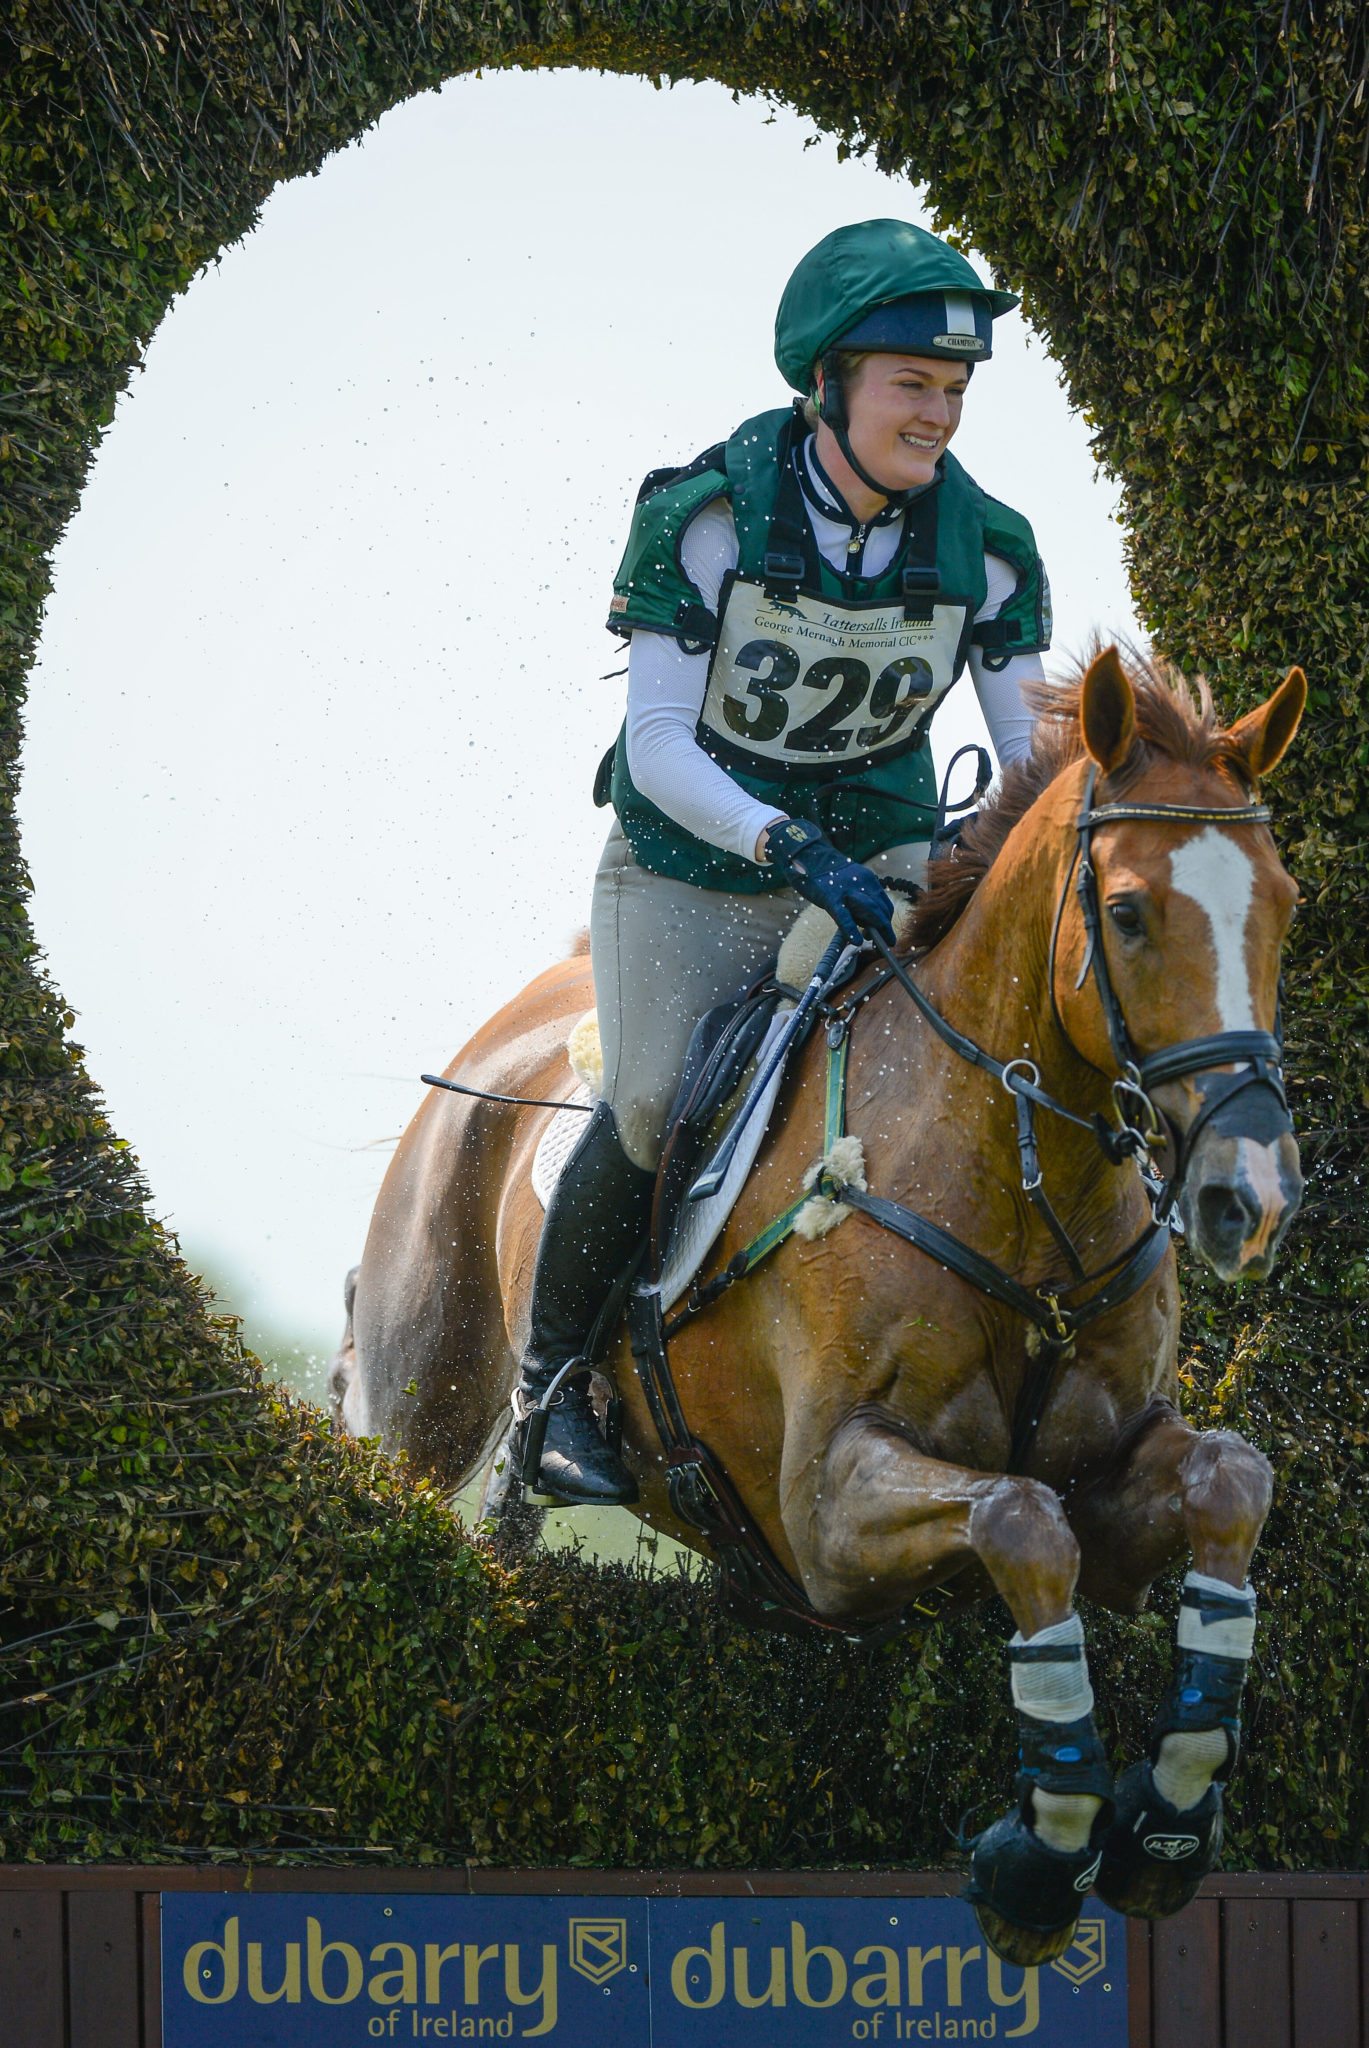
[513,1360,582,1504]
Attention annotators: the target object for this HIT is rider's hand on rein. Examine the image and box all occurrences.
[762,816,898,947]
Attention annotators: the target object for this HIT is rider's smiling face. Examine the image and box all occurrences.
[829,352,969,498]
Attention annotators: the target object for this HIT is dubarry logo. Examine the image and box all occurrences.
[178,1916,560,2036]
[667,1920,1041,2035]
[1051,1919,1106,1989]
[569,1918,627,1985]
[1142,1832,1200,1862]
[161,1893,1130,2046]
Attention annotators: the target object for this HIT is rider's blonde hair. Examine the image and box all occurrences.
[802,350,873,429]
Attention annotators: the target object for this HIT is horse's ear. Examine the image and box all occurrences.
[1080,645,1136,774]
[1227,666,1307,779]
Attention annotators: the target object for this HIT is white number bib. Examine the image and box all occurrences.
[698,577,970,776]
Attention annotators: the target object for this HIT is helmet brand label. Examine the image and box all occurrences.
[933,332,986,353]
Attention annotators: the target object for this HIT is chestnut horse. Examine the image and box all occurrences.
[334,645,1304,1961]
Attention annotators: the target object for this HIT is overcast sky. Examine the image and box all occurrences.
[20,68,1143,1396]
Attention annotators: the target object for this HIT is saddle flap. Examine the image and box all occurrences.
[652,982,784,1267]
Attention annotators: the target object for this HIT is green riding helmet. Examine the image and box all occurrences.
[775,219,1019,499]
[774,218,1019,392]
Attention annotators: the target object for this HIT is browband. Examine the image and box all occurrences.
[1080,800,1272,829]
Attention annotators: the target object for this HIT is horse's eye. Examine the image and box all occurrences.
[1108,900,1145,938]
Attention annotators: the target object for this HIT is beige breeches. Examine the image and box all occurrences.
[588,824,930,1169]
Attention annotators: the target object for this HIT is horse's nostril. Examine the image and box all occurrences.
[1196,1181,1255,1245]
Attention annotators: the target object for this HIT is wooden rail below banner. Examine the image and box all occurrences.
[1,1866,1365,2048]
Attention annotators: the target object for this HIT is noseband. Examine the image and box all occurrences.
[1050,763,1290,1206]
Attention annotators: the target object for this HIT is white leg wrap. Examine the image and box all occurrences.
[1152,1571,1257,1812]
[1009,1613,1095,1723]
[1176,1569,1257,1659]
[1010,1615,1100,1852]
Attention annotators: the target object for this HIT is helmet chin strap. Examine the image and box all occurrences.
[828,418,917,506]
[815,355,921,508]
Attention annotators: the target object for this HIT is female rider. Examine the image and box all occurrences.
[513,219,1052,1506]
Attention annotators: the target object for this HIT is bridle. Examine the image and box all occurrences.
[1046,762,1289,1217]
[835,756,1292,1363]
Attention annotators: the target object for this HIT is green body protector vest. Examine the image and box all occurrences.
[601,404,1049,894]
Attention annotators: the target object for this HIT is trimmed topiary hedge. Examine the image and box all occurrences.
[2,2,1366,1869]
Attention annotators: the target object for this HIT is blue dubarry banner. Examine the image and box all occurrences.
[161,1891,1128,2046]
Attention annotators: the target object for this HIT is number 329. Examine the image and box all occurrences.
[722,642,935,754]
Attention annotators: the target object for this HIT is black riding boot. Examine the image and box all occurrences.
[514,1100,653,1506]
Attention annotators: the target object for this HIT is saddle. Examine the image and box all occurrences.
[534,968,799,1364]
[654,980,785,1256]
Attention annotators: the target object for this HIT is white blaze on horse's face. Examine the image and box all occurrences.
[1148,820,1302,1281]
[1166,827,1259,1030]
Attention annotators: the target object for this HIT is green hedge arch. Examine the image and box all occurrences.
[2,2,1367,1869]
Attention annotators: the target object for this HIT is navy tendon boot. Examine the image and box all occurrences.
[512,1100,653,1506]
[1096,1572,1255,1919]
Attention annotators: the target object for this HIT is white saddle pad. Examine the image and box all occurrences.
[530,1007,794,1315]
[530,1084,597,1209]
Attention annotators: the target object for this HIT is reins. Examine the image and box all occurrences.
[860,930,1165,1313]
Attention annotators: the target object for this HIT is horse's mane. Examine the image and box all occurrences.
[904,642,1254,954]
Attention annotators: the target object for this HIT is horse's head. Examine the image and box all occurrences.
[1054,645,1306,1281]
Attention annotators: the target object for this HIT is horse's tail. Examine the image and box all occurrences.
[327,1264,361,1435]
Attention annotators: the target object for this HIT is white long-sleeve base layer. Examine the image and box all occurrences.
[624,482,1046,866]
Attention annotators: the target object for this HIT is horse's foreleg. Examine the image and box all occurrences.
[1069,1400,1270,1797]
[1067,1401,1272,1921]
[800,1413,1083,1628]
[1069,1397,1273,1605]
[796,1418,1112,1965]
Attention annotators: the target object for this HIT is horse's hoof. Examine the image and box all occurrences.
[1094,1761,1223,1919]
[965,1811,1103,1966]
[971,1897,1081,1969]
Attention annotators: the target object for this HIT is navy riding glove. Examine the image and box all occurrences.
[764,817,897,947]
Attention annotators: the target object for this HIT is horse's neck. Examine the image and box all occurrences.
[911,782,1114,1183]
